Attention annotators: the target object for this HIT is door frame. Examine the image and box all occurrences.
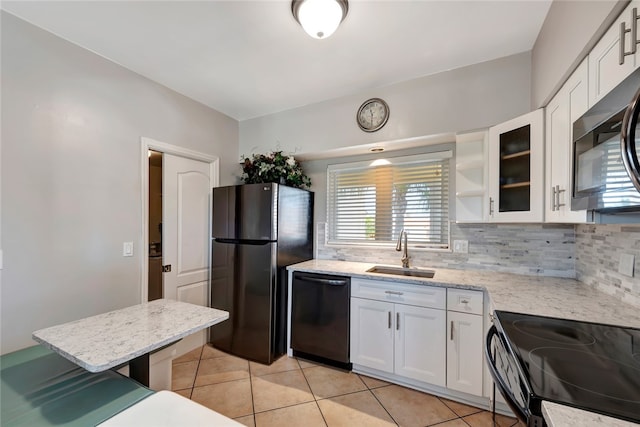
[140,136,220,303]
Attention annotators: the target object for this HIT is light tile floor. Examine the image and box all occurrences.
[172,344,521,427]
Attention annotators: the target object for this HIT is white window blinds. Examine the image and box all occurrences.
[327,151,452,249]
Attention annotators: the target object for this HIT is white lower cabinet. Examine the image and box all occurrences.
[446,310,483,395]
[350,296,446,387]
[350,279,488,402]
[395,304,446,386]
[446,288,484,396]
[350,279,447,388]
[350,298,394,373]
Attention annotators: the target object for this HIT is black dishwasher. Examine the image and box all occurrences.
[291,271,351,369]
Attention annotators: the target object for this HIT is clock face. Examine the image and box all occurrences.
[357,98,389,132]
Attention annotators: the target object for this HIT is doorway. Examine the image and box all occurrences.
[141,137,219,356]
[148,150,163,301]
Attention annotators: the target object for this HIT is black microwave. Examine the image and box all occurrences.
[572,67,640,213]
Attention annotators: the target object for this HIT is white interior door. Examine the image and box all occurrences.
[163,153,211,355]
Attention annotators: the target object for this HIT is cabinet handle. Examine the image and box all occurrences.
[489,197,494,216]
[556,185,565,209]
[388,311,391,329]
[385,290,404,296]
[450,321,454,340]
[550,185,557,211]
[396,313,400,330]
[460,299,470,304]
[620,8,639,65]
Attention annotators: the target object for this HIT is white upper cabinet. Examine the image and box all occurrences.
[545,59,591,223]
[589,0,640,107]
[455,131,489,223]
[488,109,545,223]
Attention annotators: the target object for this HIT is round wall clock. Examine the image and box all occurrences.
[357,98,390,132]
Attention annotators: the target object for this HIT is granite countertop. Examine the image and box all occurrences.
[33,299,229,372]
[288,259,640,329]
[287,259,640,427]
[542,402,638,427]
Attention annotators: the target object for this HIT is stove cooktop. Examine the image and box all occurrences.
[496,311,640,424]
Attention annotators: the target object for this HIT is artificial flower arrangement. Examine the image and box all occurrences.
[240,150,311,189]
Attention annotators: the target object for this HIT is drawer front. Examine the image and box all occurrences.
[351,278,446,309]
[447,288,483,315]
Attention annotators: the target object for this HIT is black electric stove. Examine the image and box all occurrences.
[486,310,640,426]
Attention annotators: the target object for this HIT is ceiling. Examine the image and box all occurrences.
[2,0,552,122]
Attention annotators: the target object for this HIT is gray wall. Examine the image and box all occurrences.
[1,12,239,354]
[531,0,627,108]
[240,52,531,158]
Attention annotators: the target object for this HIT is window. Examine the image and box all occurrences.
[327,151,452,249]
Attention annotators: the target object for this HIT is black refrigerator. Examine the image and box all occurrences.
[209,183,313,364]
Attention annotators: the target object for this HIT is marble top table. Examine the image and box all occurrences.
[32,299,229,386]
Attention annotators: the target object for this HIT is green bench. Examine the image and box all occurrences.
[1,345,154,426]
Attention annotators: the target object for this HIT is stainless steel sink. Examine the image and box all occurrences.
[366,265,435,278]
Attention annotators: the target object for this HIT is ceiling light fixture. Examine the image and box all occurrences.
[370,159,391,167]
[292,0,349,39]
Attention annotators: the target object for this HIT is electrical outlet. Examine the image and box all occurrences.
[619,253,635,277]
[453,240,469,253]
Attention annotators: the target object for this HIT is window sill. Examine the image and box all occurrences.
[324,241,451,253]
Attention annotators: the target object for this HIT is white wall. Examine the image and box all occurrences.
[1,12,239,354]
[531,0,627,108]
[240,52,532,158]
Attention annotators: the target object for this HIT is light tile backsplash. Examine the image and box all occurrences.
[316,222,576,278]
[575,224,640,308]
[317,222,640,308]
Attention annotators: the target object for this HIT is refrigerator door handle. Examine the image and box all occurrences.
[213,238,273,245]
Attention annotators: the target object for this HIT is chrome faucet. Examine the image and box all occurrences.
[396,229,410,268]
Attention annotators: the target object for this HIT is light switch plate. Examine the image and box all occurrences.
[619,253,635,277]
[123,242,134,257]
[453,240,469,253]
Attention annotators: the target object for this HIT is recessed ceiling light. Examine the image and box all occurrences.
[370,159,391,166]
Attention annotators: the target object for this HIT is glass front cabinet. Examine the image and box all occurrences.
[488,109,544,222]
